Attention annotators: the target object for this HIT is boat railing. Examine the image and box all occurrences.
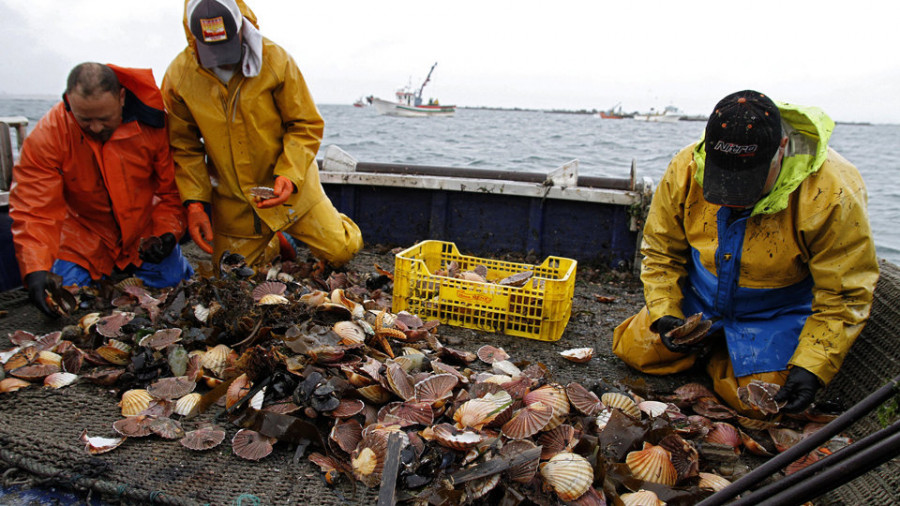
[0,115,29,202]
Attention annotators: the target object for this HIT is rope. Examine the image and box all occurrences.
[234,493,261,505]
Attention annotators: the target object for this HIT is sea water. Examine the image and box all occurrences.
[4,99,899,264]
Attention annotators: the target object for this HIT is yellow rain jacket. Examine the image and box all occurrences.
[162,0,359,266]
[615,102,878,390]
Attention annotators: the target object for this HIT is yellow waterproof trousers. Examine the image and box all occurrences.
[613,306,788,418]
[213,198,363,268]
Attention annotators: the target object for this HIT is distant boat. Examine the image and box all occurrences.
[596,103,626,119]
[353,95,373,108]
[633,105,684,123]
[371,62,456,118]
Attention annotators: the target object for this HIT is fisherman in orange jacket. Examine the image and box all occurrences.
[9,62,193,316]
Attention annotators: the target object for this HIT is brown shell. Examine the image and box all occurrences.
[740,429,773,457]
[704,422,742,451]
[565,382,605,416]
[180,425,227,451]
[252,281,287,301]
[737,380,785,415]
[559,347,594,363]
[377,401,434,427]
[501,401,553,440]
[476,345,509,364]
[536,424,576,460]
[249,186,276,199]
[601,392,641,419]
[147,376,196,400]
[61,348,85,374]
[658,433,699,481]
[0,377,32,393]
[81,367,125,386]
[330,398,366,418]
[150,417,185,439]
[232,429,275,461]
[524,384,569,431]
[95,343,131,366]
[692,397,737,419]
[384,361,415,401]
[140,328,183,350]
[95,312,135,338]
[225,374,253,409]
[330,418,363,454]
[499,439,540,483]
[625,442,678,486]
[11,363,59,381]
[432,423,484,450]
[113,415,154,437]
[539,452,593,501]
[357,384,393,405]
[665,312,713,346]
[414,373,458,405]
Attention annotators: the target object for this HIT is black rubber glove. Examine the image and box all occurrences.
[773,367,821,413]
[139,232,177,264]
[24,270,56,317]
[654,316,693,353]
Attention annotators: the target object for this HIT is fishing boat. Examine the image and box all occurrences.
[596,103,626,119]
[371,62,456,118]
[632,105,684,122]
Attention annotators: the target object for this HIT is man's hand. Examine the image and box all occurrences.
[654,316,695,354]
[139,232,177,264]
[187,202,214,254]
[24,270,56,317]
[255,176,294,209]
[773,367,821,413]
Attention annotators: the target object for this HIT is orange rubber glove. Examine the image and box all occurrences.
[255,176,294,208]
[187,202,214,254]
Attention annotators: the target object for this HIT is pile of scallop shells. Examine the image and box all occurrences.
[0,254,846,505]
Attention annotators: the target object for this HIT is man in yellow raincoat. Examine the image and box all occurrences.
[613,91,879,416]
[162,0,363,268]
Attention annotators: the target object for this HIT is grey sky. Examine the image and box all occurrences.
[1,0,897,123]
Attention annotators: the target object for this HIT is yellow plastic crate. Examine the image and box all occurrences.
[392,240,577,342]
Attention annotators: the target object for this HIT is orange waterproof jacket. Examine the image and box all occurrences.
[9,65,186,281]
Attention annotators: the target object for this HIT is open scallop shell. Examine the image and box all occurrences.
[539,452,593,502]
[96,341,131,366]
[638,400,670,418]
[698,472,731,492]
[565,382,605,416]
[524,384,569,431]
[704,422,742,450]
[139,328,182,350]
[625,442,678,486]
[252,281,287,302]
[477,345,509,364]
[414,373,458,406]
[258,293,289,305]
[330,418,364,454]
[333,321,367,346]
[232,429,275,460]
[659,433,699,481]
[174,393,203,416]
[377,401,434,427]
[501,401,553,440]
[180,425,227,451]
[150,417,185,439]
[453,390,512,430]
[95,312,135,338]
[432,423,484,450]
[80,429,125,455]
[536,424,576,460]
[201,344,233,378]
[113,415,154,437]
[43,372,78,389]
[119,389,154,416]
[601,392,641,419]
[385,362,415,401]
[357,384,392,405]
[147,376,196,400]
[559,347,594,363]
[737,379,785,415]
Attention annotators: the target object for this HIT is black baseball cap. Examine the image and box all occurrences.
[188,0,243,68]
[703,90,783,207]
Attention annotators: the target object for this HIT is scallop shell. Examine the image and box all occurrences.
[453,390,512,430]
[536,424,576,460]
[80,429,125,455]
[140,328,183,350]
[625,442,678,486]
[174,393,203,416]
[601,392,641,419]
[539,452,593,501]
[330,398,366,418]
[524,384,569,430]
[96,340,131,365]
[659,433,699,481]
[43,372,78,389]
[565,382,605,416]
[258,293,289,305]
[150,417,185,439]
[357,384,393,404]
[740,429,773,457]
[147,376,196,400]
[201,344,232,378]
[491,359,522,377]
[333,321,366,345]
[638,400,670,418]
[11,363,60,381]
[432,423,484,450]
[414,373,458,405]
[119,389,154,416]
[392,354,421,373]
[620,489,665,506]
[79,312,102,332]
[501,401,553,440]
[704,422,742,450]
[559,347,594,363]
[180,425,227,451]
[193,304,210,323]
[252,281,287,301]
[0,377,32,393]
[500,439,541,483]
[113,415,154,437]
[330,418,363,454]
[698,472,731,492]
[225,374,253,409]
[95,312,134,338]
[232,429,275,460]
[377,401,434,427]
[249,186,276,199]
[37,351,62,367]
[477,345,509,364]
